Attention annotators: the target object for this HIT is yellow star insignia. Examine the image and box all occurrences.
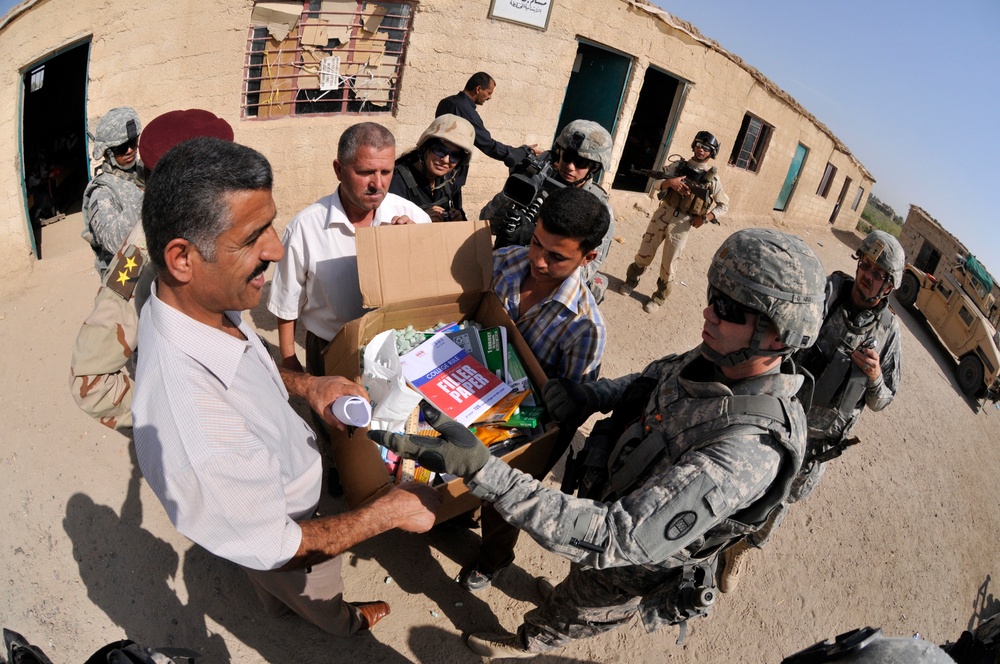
[116,270,131,286]
[124,256,138,272]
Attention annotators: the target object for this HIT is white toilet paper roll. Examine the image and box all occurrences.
[330,396,373,428]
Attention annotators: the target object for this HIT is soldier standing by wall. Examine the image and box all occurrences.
[619,130,729,313]
[70,109,235,431]
[81,107,145,277]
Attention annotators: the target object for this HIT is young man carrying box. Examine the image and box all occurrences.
[461,186,610,591]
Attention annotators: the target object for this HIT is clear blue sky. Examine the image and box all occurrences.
[3,0,997,272]
[653,0,1000,276]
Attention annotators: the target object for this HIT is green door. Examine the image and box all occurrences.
[774,143,808,211]
[555,41,631,142]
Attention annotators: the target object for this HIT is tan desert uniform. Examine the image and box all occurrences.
[69,223,151,431]
[635,160,729,285]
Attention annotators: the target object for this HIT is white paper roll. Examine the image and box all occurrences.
[330,396,372,428]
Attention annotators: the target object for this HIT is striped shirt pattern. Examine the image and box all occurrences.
[492,245,606,383]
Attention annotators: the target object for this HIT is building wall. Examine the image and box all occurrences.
[901,205,1000,325]
[0,0,875,274]
[900,206,963,281]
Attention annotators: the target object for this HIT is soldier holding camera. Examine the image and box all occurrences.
[480,119,616,302]
[620,130,730,313]
[720,230,905,592]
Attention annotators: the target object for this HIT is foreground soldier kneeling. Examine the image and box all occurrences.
[371,228,826,657]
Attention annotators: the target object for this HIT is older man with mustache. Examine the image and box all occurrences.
[132,137,440,635]
[267,122,431,383]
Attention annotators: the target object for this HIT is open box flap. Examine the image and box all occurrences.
[357,221,493,309]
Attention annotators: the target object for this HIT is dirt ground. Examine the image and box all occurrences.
[2,193,999,663]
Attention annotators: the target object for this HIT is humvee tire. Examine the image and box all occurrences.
[957,355,985,398]
[897,271,919,309]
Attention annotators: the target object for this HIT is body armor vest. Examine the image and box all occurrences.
[393,156,460,212]
[661,161,717,216]
[797,273,894,422]
[596,351,805,564]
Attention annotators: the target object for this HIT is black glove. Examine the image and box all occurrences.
[367,401,490,479]
[542,378,598,429]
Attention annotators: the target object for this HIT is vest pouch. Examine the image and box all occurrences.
[638,561,718,634]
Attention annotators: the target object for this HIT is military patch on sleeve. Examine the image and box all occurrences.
[106,245,144,301]
[665,511,698,540]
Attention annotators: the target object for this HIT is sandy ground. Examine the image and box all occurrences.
[2,194,999,663]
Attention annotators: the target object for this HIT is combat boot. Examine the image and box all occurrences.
[719,540,752,593]
[467,632,537,659]
[643,278,672,313]
[618,262,645,296]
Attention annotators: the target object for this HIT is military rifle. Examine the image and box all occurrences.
[630,162,719,224]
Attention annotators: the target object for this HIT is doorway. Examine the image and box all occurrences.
[612,66,684,192]
[829,176,852,224]
[774,143,808,211]
[915,240,942,275]
[555,40,631,168]
[20,41,90,259]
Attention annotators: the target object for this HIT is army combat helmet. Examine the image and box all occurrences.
[92,107,142,166]
[782,626,954,663]
[854,230,904,289]
[417,114,475,165]
[704,228,826,367]
[553,119,612,173]
[692,130,720,159]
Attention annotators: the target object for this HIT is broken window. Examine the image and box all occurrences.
[243,0,413,118]
[728,113,773,173]
[817,162,837,197]
[851,185,865,211]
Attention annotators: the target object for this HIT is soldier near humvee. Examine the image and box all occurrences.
[721,230,904,592]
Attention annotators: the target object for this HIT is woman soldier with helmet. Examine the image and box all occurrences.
[389,114,475,222]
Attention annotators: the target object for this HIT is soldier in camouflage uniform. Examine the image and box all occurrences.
[372,228,827,658]
[480,120,616,303]
[70,109,235,432]
[82,107,146,277]
[720,230,904,592]
[620,130,730,313]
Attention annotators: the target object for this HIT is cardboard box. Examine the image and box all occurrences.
[324,221,558,522]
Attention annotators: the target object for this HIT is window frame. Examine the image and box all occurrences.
[242,0,414,119]
[728,112,774,173]
[851,186,865,211]
[817,162,837,197]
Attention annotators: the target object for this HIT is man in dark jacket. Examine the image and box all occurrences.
[436,72,534,162]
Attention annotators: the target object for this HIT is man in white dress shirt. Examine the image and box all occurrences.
[268,122,432,379]
[133,137,440,635]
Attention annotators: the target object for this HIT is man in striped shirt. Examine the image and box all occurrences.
[461,186,609,592]
[132,138,440,635]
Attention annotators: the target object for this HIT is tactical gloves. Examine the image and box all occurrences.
[541,378,598,430]
[368,401,490,479]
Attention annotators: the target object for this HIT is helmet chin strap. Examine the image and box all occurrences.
[700,317,792,367]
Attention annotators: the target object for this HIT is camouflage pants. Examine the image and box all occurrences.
[632,203,692,284]
[521,563,683,653]
[748,439,828,549]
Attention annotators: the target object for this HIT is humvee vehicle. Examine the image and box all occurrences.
[896,255,1000,403]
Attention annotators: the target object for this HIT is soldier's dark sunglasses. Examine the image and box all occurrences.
[427,140,466,164]
[111,138,138,156]
[708,287,751,325]
[555,148,596,170]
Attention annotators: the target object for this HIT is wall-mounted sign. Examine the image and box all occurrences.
[487,0,553,31]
